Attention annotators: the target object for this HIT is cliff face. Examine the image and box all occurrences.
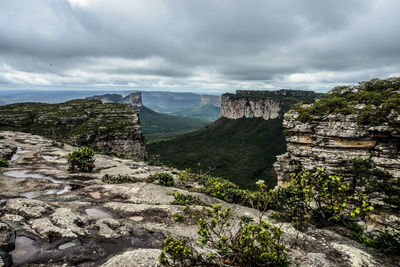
[88,92,143,107]
[0,99,147,160]
[220,89,320,120]
[274,78,400,232]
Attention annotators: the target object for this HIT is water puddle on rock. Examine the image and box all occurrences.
[10,147,31,162]
[85,207,114,219]
[4,170,85,199]
[4,170,63,184]
[10,236,39,265]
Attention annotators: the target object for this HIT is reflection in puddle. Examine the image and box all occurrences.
[58,241,78,250]
[10,147,31,162]
[10,236,38,265]
[42,155,58,161]
[85,207,113,219]
[4,170,63,184]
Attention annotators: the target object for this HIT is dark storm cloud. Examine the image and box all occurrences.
[0,0,399,92]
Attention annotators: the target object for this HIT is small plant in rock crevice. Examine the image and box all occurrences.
[66,146,95,173]
[169,191,206,206]
[148,172,175,187]
[0,158,9,167]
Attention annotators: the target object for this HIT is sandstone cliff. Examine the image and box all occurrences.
[0,99,147,160]
[274,78,400,233]
[220,89,320,120]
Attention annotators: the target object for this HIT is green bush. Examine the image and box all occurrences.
[367,230,400,255]
[296,77,400,128]
[170,191,205,206]
[66,146,95,173]
[277,169,373,227]
[160,204,288,266]
[148,172,175,186]
[0,158,9,167]
[102,174,134,184]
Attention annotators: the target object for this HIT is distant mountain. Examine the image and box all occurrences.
[141,91,221,121]
[87,92,209,141]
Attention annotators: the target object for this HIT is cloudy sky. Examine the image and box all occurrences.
[0,0,399,93]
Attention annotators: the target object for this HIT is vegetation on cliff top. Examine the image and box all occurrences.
[297,77,400,129]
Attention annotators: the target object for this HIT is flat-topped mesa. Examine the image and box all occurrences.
[88,92,143,107]
[0,99,147,160]
[221,89,320,120]
[274,77,400,232]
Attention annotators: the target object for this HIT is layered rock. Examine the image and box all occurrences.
[0,99,147,160]
[221,89,320,120]
[274,107,400,232]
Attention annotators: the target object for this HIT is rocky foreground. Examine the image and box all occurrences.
[0,131,398,266]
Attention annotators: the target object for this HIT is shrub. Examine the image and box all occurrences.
[172,213,185,222]
[102,174,134,184]
[66,146,95,173]
[0,158,9,167]
[367,230,400,255]
[160,204,288,266]
[148,172,175,187]
[278,169,373,227]
[170,191,205,206]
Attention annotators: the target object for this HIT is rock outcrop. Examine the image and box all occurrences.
[0,131,398,266]
[274,78,400,233]
[221,90,320,120]
[0,99,147,160]
[89,92,143,107]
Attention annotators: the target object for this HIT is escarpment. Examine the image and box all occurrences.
[274,77,400,232]
[220,89,321,120]
[0,99,147,160]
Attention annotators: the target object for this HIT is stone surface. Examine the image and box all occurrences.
[0,131,398,266]
[101,248,162,267]
[274,107,400,232]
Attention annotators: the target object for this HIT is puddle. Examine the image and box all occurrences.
[42,155,58,161]
[10,147,31,162]
[4,170,63,184]
[10,236,39,265]
[58,241,79,250]
[85,207,113,219]
[5,170,84,199]
[7,229,164,266]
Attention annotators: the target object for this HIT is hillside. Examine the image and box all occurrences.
[148,117,285,189]
[138,106,209,141]
[0,99,147,159]
[149,89,320,189]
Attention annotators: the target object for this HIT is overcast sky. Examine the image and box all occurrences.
[0,0,399,93]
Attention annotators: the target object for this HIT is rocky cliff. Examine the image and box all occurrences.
[220,89,320,120]
[0,131,397,266]
[0,99,147,160]
[88,92,143,107]
[274,78,400,233]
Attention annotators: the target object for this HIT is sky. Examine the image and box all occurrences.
[0,0,399,93]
